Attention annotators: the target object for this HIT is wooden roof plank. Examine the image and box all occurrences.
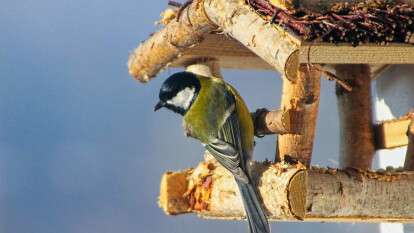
[300,43,414,65]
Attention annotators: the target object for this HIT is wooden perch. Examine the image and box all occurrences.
[159,160,414,222]
[335,65,375,169]
[405,118,414,170]
[375,117,412,149]
[252,109,301,136]
[277,65,321,166]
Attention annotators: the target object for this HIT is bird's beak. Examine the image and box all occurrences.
[154,101,165,112]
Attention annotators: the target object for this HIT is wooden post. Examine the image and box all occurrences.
[405,118,414,170]
[335,65,375,169]
[277,65,321,167]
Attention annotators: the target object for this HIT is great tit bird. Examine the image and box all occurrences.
[154,71,270,233]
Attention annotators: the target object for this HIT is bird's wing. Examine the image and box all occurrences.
[204,86,270,233]
[205,135,249,183]
[204,90,249,183]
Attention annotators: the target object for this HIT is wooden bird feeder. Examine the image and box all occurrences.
[128,0,414,223]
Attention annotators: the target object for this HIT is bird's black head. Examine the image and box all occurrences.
[154,72,201,115]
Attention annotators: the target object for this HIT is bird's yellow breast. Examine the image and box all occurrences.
[183,76,254,152]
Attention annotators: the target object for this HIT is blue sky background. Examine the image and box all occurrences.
[0,0,380,232]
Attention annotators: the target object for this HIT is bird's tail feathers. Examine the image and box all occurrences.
[236,180,270,233]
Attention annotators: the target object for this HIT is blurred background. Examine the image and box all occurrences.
[0,0,400,232]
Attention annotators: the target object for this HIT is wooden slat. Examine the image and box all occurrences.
[170,34,273,70]
[170,34,414,70]
[375,118,411,149]
[300,43,414,65]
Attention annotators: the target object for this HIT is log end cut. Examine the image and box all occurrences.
[288,169,306,220]
[159,161,308,220]
[159,170,192,215]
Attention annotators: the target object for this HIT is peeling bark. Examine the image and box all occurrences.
[204,0,300,81]
[129,0,300,82]
[159,161,414,222]
[128,1,217,82]
[277,65,321,166]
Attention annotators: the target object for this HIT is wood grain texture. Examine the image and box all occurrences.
[277,65,321,166]
[335,65,375,169]
[128,1,414,82]
[127,0,217,82]
[252,109,301,136]
[300,43,414,65]
[170,34,273,70]
[203,0,300,81]
[159,161,414,222]
[375,117,411,149]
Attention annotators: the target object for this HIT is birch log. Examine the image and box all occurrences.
[277,65,321,166]
[253,109,301,136]
[128,1,217,82]
[335,65,375,169]
[129,0,300,82]
[159,161,414,222]
[204,0,300,82]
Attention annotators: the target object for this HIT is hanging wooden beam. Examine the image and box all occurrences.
[277,65,321,166]
[335,65,375,169]
[159,161,414,222]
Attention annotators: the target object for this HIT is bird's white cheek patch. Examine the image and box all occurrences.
[167,87,195,110]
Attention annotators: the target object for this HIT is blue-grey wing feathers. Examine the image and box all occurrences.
[205,138,249,183]
[205,99,270,233]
